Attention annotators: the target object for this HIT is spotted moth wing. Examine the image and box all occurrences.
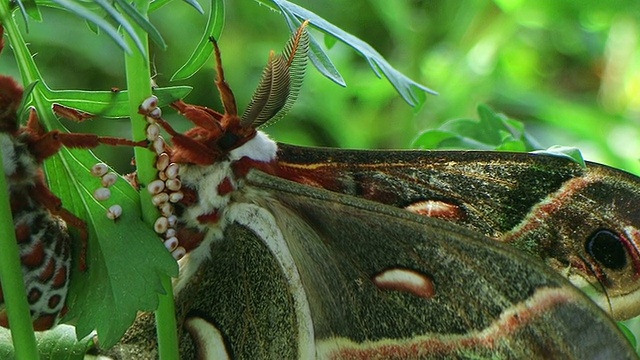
[274,143,640,321]
[105,168,635,359]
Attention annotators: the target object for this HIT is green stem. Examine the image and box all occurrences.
[0,4,39,359]
[123,1,178,358]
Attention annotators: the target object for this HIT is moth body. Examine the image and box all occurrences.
[1,127,73,330]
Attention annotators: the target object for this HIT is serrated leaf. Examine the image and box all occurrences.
[413,105,541,151]
[264,0,436,107]
[37,85,192,118]
[0,325,92,360]
[43,146,178,348]
[171,0,225,80]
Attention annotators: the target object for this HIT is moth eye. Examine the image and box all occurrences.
[585,229,627,270]
[218,132,240,151]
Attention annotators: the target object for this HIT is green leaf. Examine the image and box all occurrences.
[14,0,42,25]
[181,0,205,14]
[264,0,436,107]
[114,0,167,49]
[93,0,147,56]
[413,104,541,151]
[276,5,345,87]
[171,0,225,80]
[43,146,178,348]
[531,145,587,168]
[0,325,92,360]
[618,322,638,351]
[38,85,192,118]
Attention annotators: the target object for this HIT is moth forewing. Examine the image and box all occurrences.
[274,143,640,321]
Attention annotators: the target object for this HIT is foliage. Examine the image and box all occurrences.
[0,0,638,356]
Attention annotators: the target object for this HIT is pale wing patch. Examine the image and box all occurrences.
[372,268,435,299]
[184,316,231,360]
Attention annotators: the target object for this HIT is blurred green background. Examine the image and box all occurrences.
[1,0,639,176]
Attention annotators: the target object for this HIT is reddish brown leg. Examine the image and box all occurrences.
[170,100,224,132]
[31,180,88,271]
[151,116,221,165]
[30,130,148,161]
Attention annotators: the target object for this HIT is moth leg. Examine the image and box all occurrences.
[30,179,88,271]
[24,109,148,161]
[171,100,225,132]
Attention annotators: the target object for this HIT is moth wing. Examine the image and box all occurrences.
[276,143,640,320]
[135,169,633,359]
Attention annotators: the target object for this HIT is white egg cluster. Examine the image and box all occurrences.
[141,96,186,260]
[91,162,122,220]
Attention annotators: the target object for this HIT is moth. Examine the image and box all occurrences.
[0,25,145,330]
[102,22,638,358]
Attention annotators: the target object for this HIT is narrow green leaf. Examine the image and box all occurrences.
[277,6,345,87]
[171,0,225,80]
[149,0,173,12]
[266,0,436,107]
[49,0,132,54]
[14,0,42,26]
[93,0,147,56]
[182,0,205,14]
[114,0,167,50]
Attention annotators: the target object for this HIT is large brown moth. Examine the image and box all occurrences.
[93,22,640,359]
[0,25,147,331]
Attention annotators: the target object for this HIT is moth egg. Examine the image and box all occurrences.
[154,216,169,234]
[158,171,168,181]
[146,124,160,141]
[140,95,158,112]
[93,187,111,201]
[165,228,176,238]
[169,191,184,203]
[160,202,174,217]
[148,179,166,195]
[91,163,108,177]
[167,215,178,227]
[165,163,180,179]
[106,204,123,220]
[101,172,118,187]
[164,237,179,252]
[156,153,170,171]
[166,178,181,191]
[152,192,170,206]
[149,107,162,119]
[172,246,186,260]
[153,136,165,155]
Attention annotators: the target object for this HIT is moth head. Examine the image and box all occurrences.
[147,21,310,166]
